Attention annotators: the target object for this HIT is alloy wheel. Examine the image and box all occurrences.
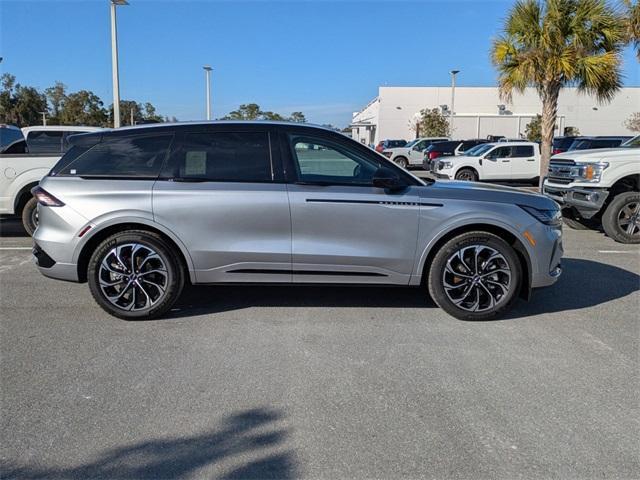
[617,201,640,237]
[442,245,512,312]
[98,243,168,311]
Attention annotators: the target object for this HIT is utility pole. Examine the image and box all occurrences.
[110,0,129,128]
[40,111,47,126]
[450,70,460,137]
[203,65,213,120]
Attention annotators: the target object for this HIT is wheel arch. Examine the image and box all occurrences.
[75,221,195,284]
[13,181,40,214]
[453,165,480,180]
[416,222,532,300]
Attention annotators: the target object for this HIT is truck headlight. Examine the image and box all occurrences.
[570,162,608,182]
[439,160,453,170]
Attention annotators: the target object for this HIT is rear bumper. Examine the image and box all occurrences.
[32,242,79,282]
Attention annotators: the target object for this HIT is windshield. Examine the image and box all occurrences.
[466,144,494,157]
[404,139,419,149]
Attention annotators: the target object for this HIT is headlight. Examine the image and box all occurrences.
[571,162,608,182]
[519,205,562,226]
[382,152,392,158]
[438,160,453,170]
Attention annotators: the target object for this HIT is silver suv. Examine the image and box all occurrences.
[32,122,563,321]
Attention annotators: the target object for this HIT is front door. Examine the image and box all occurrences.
[153,127,292,283]
[481,146,513,180]
[283,131,420,284]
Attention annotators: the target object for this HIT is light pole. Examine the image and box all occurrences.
[449,70,460,137]
[203,65,213,120]
[110,0,128,128]
[39,111,47,126]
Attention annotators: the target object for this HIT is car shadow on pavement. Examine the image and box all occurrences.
[1,407,299,480]
[168,257,638,320]
[0,218,29,237]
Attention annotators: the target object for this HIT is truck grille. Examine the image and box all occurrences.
[548,158,576,184]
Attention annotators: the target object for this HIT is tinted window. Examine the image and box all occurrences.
[1,139,27,154]
[512,146,534,157]
[460,140,481,152]
[26,130,64,154]
[291,136,380,185]
[592,139,620,148]
[0,128,24,150]
[58,134,172,177]
[62,131,90,152]
[168,132,272,182]
[490,146,512,158]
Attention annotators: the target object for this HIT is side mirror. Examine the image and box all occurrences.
[372,167,408,192]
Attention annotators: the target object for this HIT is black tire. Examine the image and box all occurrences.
[455,168,478,182]
[428,231,522,321]
[87,230,185,320]
[601,192,640,244]
[395,156,409,169]
[21,197,38,236]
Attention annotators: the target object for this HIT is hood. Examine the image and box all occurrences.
[418,180,556,210]
[552,148,636,161]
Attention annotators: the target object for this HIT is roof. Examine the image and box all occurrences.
[21,125,102,134]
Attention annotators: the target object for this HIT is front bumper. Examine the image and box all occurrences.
[542,179,609,219]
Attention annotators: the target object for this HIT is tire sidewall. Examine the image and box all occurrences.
[396,156,408,168]
[87,231,184,320]
[455,169,477,182]
[602,192,640,244]
[21,197,38,236]
[428,232,522,321]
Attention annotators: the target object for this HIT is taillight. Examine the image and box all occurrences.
[552,149,563,155]
[31,186,65,207]
[429,151,441,160]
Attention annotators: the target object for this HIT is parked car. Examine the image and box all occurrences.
[0,124,24,151]
[0,125,101,234]
[430,142,541,182]
[382,137,449,168]
[32,121,562,321]
[553,136,583,155]
[543,135,639,244]
[375,139,407,153]
[423,139,490,169]
[567,136,632,151]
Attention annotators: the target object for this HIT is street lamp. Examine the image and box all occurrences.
[110,0,128,128]
[449,70,460,136]
[203,65,213,120]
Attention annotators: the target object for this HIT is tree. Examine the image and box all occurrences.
[261,111,286,121]
[45,81,67,124]
[624,112,640,132]
[143,102,164,122]
[289,112,306,123]
[222,103,262,120]
[492,0,626,185]
[525,114,542,142]
[563,126,580,136]
[0,74,48,126]
[415,108,450,137]
[61,90,108,127]
[624,0,640,60]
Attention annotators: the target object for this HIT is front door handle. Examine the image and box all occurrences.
[526,158,535,162]
[501,160,510,163]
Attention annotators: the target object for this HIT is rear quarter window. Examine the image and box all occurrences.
[26,130,64,154]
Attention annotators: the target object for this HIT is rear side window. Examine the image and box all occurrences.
[512,146,534,157]
[26,130,64,154]
[58,134,172,178]
[167,131,272,182]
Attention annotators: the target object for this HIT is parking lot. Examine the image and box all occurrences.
[1,217,638,479]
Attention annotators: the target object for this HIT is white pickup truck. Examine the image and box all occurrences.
[430,141,541,182]
[0,125,101,234]
[542,136,639,244]
[382,137,449,168]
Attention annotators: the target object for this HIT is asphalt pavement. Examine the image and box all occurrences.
[1,217,638,479]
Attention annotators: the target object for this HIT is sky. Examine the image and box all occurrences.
[1,0,638,127]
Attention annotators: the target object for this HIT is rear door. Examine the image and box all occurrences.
[153,125,292,283]
[510,145,537,178]
[282,129,420,284]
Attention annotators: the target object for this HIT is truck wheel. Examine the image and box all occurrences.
[21,197,38,236]
[602,192,640,244]
[395,156,408,169]
[455,168,478,182]
[87,230,185,320]
[428,231,522,321]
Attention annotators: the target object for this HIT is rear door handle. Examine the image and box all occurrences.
[526,158,535,161]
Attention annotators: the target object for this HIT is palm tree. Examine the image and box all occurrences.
[624,0,640,59]
[492,0,626,183]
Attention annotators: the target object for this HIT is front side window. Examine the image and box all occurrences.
[26,130,64,154]
[58,134,172,178]
[168,131,272,182]
[291,136,380,185]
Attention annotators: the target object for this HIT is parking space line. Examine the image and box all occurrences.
[598,250,640,254]
[0,247,32,250]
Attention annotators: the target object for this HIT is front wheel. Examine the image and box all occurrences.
[21,197,38,236]
[428,232,522,321]
[88,230,185,320]
[601,192,640,244]
[395,156,409,169]
[455,168,478,182]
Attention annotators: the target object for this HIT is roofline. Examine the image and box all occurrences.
[101,120,338,133]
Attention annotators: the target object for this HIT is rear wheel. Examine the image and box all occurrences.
[395,156,408,169]
[455,168,478,182]
[21,197,38,236]
[428,232,522,321]
[87,230,185,320]
[602,192,640,244]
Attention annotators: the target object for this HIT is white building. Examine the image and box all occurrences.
[351,86,640,145]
